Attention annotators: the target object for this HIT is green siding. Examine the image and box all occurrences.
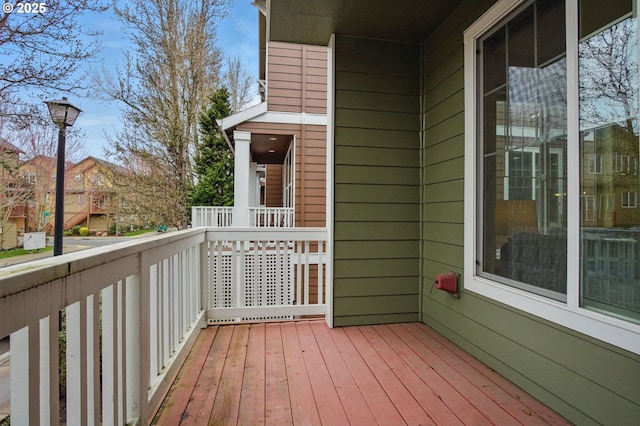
[333,35,420,326]
[421,0,640,425]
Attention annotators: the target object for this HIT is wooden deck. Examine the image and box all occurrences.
[153,321,570,425]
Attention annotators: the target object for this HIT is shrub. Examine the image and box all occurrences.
[79,227,89,236]
[72,225,82,235]
[64,231,72,236]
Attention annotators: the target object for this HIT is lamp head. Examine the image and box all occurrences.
[44,97,82,127]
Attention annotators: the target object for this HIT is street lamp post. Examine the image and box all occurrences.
[44,97,82,256]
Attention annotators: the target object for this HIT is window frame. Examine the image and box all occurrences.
[621,191,637,208]
[464,0,640,355]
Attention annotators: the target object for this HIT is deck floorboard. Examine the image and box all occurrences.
[153,321,571,425]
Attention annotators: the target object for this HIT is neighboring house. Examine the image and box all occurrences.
[265,0,640,424]
[64,156,116,232]
[0,137,24,248]
[216,10,327,228]
[19,155,122,234]
[19,154,62,232]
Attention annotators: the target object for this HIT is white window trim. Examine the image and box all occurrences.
[464,0,640,355]
[621,191,637,208]
[587,153,603,174]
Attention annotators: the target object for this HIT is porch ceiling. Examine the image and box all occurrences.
[268,0,465,45]
[250,133,292,164]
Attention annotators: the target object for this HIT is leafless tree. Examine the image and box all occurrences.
[99,0,229,229]
[223,55,257,112]
[0,0,107,119]
[579,17,638,133]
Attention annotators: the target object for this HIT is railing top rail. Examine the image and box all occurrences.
[249,206,295,211]
[193,206,233,210]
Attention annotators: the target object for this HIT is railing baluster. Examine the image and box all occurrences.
[318,240,324,305]
[66,299,88,425]
[10,324,38,424]
[149,264,159,381]
[296,241,303,306]
[101,283,117,425]
[46,314,61,426]
[253,240,261,307]
[125,273,141,423]
[161,259,170,368]
[304,241,310,305]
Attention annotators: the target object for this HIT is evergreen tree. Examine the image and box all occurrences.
[190,88,234,207]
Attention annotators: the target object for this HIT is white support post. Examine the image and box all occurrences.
[233,131,251,227]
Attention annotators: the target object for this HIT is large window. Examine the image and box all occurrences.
[465,0,640,354]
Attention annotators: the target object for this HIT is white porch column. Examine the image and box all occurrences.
[233,131,251,226]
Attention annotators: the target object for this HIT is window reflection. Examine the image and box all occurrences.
[579,6,640,322]
[480,1,568,299]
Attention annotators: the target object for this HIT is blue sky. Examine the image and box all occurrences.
[77,1,259,159]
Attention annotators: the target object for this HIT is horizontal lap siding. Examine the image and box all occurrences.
[265,164,282,207]
[296,124,326,227]
[334,36,420,326]
[268,42,327,115]
[421,1,640,424]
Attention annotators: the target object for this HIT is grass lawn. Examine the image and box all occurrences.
[0,246,53,259]
[123,229,156,237]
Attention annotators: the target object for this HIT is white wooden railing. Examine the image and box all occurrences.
[0,226,327,425]
[205,227,327,322]
[191,206,233,227]
[0,230,207,425]
[250,207,294,227]
[191,206,295,228]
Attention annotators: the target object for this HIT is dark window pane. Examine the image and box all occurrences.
[483,28,507,92]
[580,0,632,38]
[508,6,535,69]
[537,0,566,64]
